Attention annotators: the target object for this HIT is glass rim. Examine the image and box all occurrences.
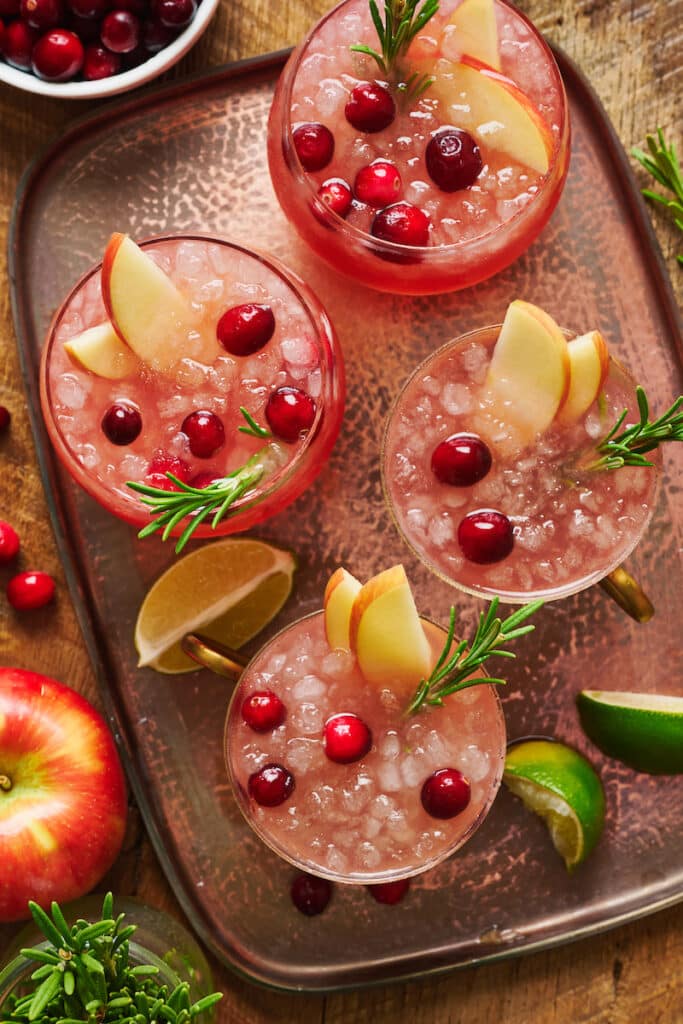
[275,0,570,259]
[223,607,506,885]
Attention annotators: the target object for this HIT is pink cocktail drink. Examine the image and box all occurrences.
[40,235,344,540]
[382,322,660,603]
[268,0,569,294]
[225,609,506,884]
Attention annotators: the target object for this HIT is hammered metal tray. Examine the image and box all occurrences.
[9,50,683,992]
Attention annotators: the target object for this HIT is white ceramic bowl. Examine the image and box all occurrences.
[0,0,218,99]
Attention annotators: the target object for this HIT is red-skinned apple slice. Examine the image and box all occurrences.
[324,567,362,651]
[102,234,217,373]
[443,0,500,71]
[430,56,552,174]
[558,330,610,423]
[349,565,433,698]
[64,321,139,380]
[486,300,570,439]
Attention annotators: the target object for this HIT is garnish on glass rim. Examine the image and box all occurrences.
[406,597,542,715]
[582,386,683,472]
[631,128,683,265]
[351,0,439,96]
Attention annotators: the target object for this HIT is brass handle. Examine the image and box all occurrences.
[598,566,654,623]
[181,633,248,680]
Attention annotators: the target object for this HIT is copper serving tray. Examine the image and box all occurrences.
[9,49,683,992]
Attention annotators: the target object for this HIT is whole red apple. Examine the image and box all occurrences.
[0,667,127,921]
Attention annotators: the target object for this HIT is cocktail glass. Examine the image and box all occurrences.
[267,0,570,295]
[381,324,660,617]
[40,234,345,539]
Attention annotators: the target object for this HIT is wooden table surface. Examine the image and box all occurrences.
[1,1,681,1020]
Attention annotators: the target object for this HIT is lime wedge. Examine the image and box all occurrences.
[503,739,605,872]
[577,690,683,775]
[135,538,296,674]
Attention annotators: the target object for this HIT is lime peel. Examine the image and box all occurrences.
[577,689,683,775]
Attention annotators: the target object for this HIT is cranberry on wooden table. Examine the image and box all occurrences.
[0,521,20,563]
[7,571,56,611]
[0,406,11,432]
[367,878,411,905]
[291,873,332,916]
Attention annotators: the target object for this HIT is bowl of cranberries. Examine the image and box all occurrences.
[0,0,218,97]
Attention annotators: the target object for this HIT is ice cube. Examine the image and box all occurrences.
[293,674,326,700]
[377,762,402,792]
[55,373,89,410]
[175,240,210,282]
[379,731,401,760]
[441,382,473,416]
[291,702,324,734]
[321,649,355,679]
[428,513,454,548]
[459,744,490,782]
[357,842,381,869]
[286,737,319,773]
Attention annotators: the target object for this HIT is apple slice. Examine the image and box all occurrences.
[486,300,570,439]
[63,321,140,380]
[444,0,500,71]
[349,565,432,698]
[430,57,552,174]
[324,567,362,651]
[102,233,217,374]
[558,330,610,424]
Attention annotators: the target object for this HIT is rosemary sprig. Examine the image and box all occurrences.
[3,894,222,1024]
[631,128,683,265]
[351,0,439,93]
[583,386,683,471]
[237,406,271,439]
[406,597,542,715]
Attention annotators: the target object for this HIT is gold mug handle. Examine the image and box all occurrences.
[598,565,654,623]
[181,633,247,680]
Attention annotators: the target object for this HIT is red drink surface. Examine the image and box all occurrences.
[268,0,569,294]
[382,327,659,601]
[225,612,505,883]
[40,236,344,535]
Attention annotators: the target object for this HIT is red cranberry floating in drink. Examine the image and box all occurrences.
[188,470,222,489]
[426,128,483,193]
[265,386,316,442]
[248,763,295,807]
[317,178,353,219]
[32,27,84,79]
[345,80,395,133]
[7,570,56,611]
[292,122,334,172]
[431,433,492,487]
[146,451,191,490]
[1,19,37,68]
[152,0,195,28]
[181,410,225,459]
[458,509,514,564]
[421,768,471,820]
[0,521,20,563]
[354,160,402,208]
[323,712,372,764]
[217,303,275,357]
[371,201,430,247]
[367,878,411,905]
[241,690,286,733]
[83,42,121,78]
[291,873,332,916]
[0,405,10,433]
[101,401,142,445]
[100,8,139,51]
[20,0,62,31]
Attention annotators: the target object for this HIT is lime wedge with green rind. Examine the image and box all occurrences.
[577,690,683,775]
[504,739,605,872]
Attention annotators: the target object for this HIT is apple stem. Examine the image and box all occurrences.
[0,773,12,792]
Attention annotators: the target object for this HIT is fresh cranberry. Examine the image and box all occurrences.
[83,43,121,77]
[367,878,411,905]
[371,201,430,248]
[101,401,142,445]
[354,160,402,208]
[66,11,101,39]
[0,21,4,49]
[115,0,146,13]
[188,470,221,488]
[68,0,108,15]
[141,14,172,49]
[265,386,316,442]
[323,713,372,764]
[458,509,514,564]
[181,410,225,459]
[291,873,332,916]
[216,303,275,357]
[7,571,55,611]
[146,451,191,490]
[292,122,334,172]
[2,19,38,68]
[431,434,492,487]
[421,768,471,819]
[248,763,294,807]
[0,521,20,563]
[316,177,353,219]
[426,128,483,192]
[0,406,10,433]
[345,81,395,133]
[0,0,19,15]
[152,0,193,26]
[241,690,286,733]
[32,28,83,79]
[100,8,139,51]
[20,0,62,31]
